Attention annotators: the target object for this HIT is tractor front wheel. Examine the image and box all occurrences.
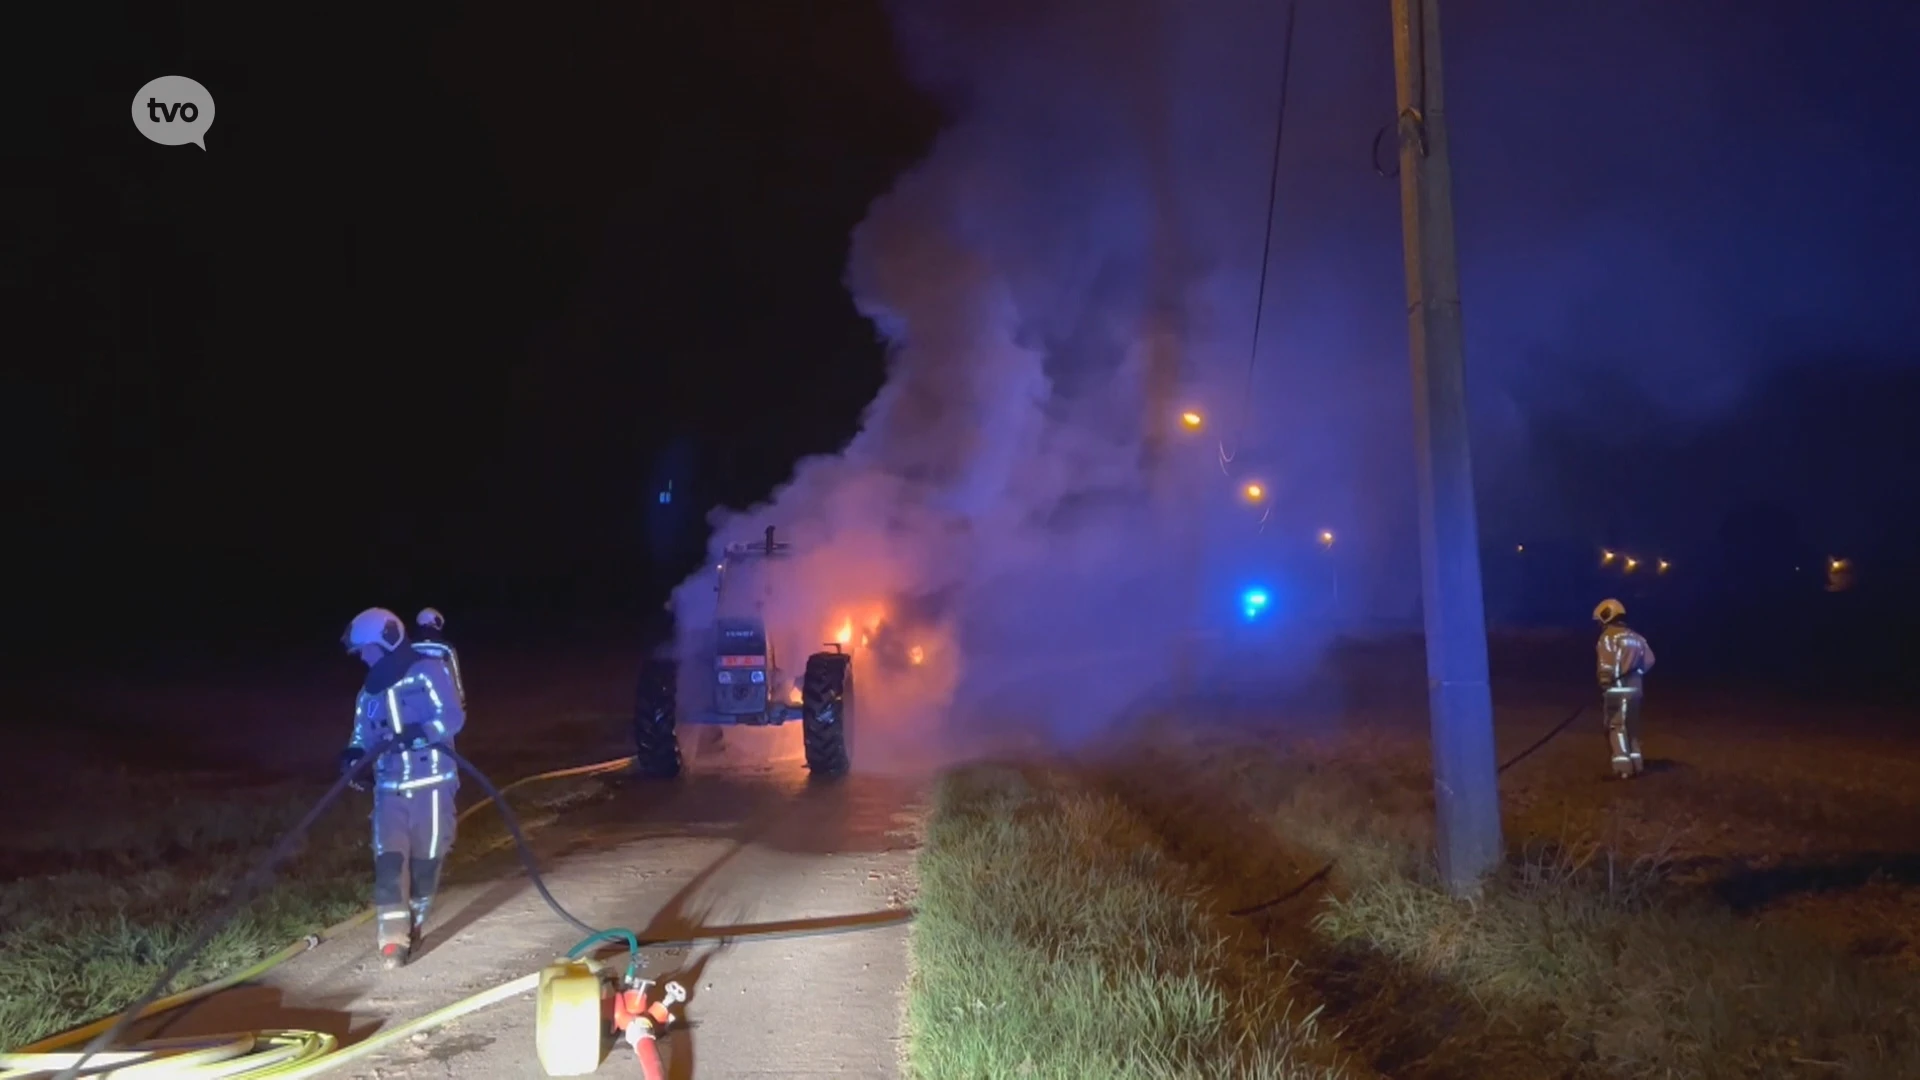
[632,659,683,779]
[801,652,852,777]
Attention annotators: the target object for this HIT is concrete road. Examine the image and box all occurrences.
[141,728,925,1079]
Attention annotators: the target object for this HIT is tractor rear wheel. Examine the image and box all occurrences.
[801,652,852,777]
[631,659,682,779]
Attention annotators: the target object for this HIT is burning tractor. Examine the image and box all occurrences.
[631,527,854,779]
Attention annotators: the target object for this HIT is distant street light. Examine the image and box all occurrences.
[1180,409,1204,431]
[1317,529,1340,610]
[1243,482,1266,503]
[1827,556,1855,593]
[1601,549,1616,565]
[1624,557,1639,572]
[1515,543,1525,553]
[1657,559,1670,574]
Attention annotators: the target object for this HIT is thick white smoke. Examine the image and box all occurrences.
[669,0,1372,765]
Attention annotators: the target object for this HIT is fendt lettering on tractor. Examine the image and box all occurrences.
[632,526,855,779]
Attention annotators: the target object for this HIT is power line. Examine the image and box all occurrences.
[1220,0,1301,475]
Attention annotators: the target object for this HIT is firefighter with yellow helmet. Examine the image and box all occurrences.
[1593,598,1655,779]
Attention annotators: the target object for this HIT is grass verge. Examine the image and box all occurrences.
[1311,837,1920,1078]
[0,763,614,1050]
[1193,731,1920,1079]
[905,763,1348,1080]
[0,771,370,1050]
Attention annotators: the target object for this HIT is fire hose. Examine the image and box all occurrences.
[1228,699,1592,917]
[3,744,914,1079]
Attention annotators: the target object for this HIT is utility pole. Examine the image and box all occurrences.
[1131,2,1197,699]
[1390,0,1504,895]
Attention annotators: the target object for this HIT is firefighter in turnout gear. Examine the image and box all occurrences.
[1593,598,1655,779]
[339,607,466,969]
[412,607,467,709]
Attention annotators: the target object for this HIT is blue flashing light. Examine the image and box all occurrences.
[1240,587,1271,620]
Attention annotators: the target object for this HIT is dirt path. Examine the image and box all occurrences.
[141,730,925,1078]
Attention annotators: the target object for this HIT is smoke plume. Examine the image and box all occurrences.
[670,0,1388,766]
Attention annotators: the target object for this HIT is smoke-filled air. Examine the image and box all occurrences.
[669,0,1400,768]
[664,0,1920,764]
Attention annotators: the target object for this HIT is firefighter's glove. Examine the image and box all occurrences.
[338,747,369,790]
[397,724,429,750]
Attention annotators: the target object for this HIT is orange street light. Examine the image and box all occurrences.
[1179,410,1204,431]
[1243,482,1266,502]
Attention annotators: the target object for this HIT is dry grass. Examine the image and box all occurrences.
[905,763,1351,1080]
[1312,838,1920,1078]
[0,654,636,1052]
[0,768,370,1050]
[1139,713,1920,1080]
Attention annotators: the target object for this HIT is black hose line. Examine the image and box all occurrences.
[436,745,609,942]
[1493,701,1592,774]
[55,740,636,1080]
[440,744,918,954]
[53,752,377,1080]
[52,738,919,1080]
[1229,700,1591,918]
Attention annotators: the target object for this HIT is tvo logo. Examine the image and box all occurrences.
[131,76,216,150]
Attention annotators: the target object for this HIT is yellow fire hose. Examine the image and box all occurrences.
[2,755,637,1079]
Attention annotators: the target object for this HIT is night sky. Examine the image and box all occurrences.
[6,1,938,661]
[7,0,1918,675]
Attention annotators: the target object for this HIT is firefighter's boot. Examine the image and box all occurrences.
[376,907,412,969]
[373,852,411,969]
[408,900,431,953]
[407,857,442,953]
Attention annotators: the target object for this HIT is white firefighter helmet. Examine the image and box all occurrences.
[1592,598,1626,624]
[343,607,407,653]
[417,607,445,632]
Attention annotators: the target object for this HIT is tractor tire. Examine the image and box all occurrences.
[631,659,682,780]
[801,651,853,777]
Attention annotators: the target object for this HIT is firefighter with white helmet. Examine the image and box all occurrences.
[339,607,466,969]
[411,607,466,708]
[1593,598,1656,779]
